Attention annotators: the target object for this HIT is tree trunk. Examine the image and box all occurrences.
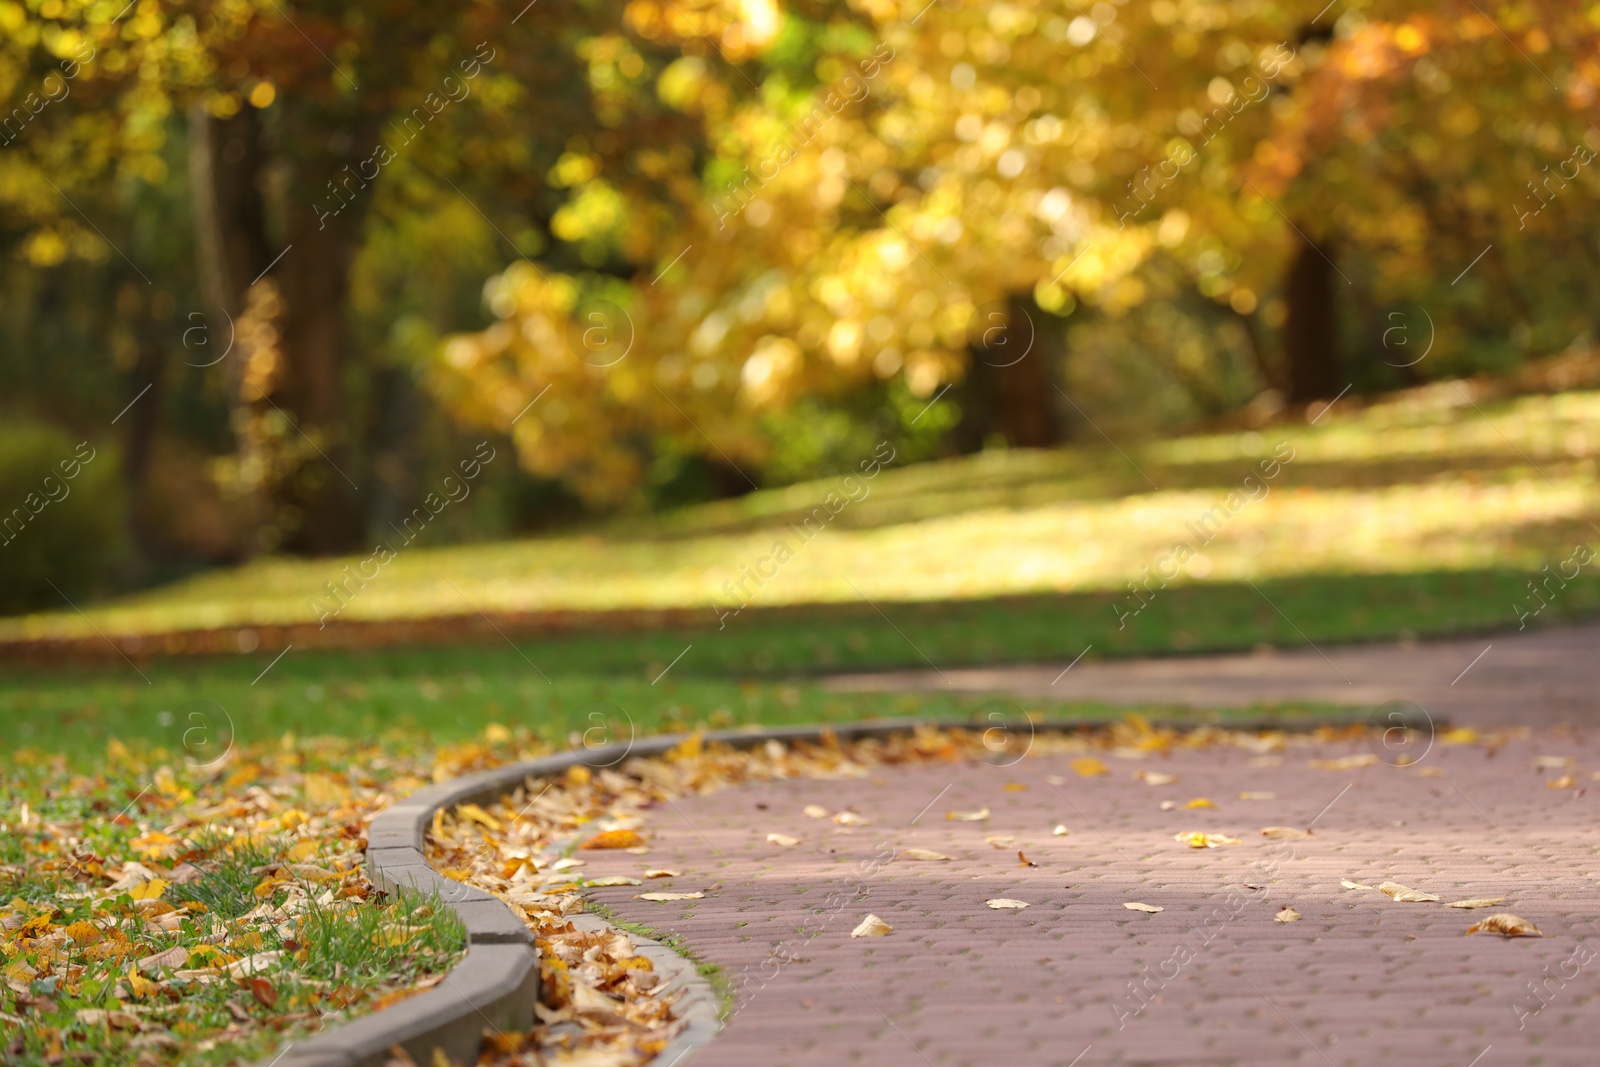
[276,196,362,555]
[1282,232,1341,403]
[957,294,1063,450]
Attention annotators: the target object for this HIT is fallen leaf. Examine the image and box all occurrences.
[644,869,681,879]
[1017,850,1036,868]
[1136,771,1178,785]
[899,849,954,861]
[1052,824,1069,836]
[1341,879,1377,891]
[1548,774,1578,790]
[1260,827,1311,839]
[850,914,893,938]
[832,811,870,826]
[985,898,1030,909]
[766,833,801,847]
[1123,902,1163,913]
[984,834,1015,847]
[1377,881,1440,903]
[580,829,646,850]
[551,858,585,871]
[1534,756,1574,769]
[136,946,188,975]
[1309,754,1378,770]
[1418,768,1446,778]
[1439,727,1479,745]
[1174,831,1239,848]
[802,805,829,819]
[1447,897,1508,910]
[224,951,282,977]
[946,808,990,822]
[1184,798,1215,809]
[127,879,169,902]
[1002,782,1028,792]
[1239,791,1276,800]
[638,892,704,902]
[1466,913,1542,938]
[248,976,278,1008]
[1274,906,1301,923]
[587,876,643,887]
[1072,757,1109,778]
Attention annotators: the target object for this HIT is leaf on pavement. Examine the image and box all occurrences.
[1239,791,1276,800]
[1174,831,1239,848]
[1274,907,1301,923]
[766,833,800,846]
[1447,897,1507,909]
[1377,881,1439,903]
[588,876,643,887]
[985,898,1030,909]
[850,914,893,938]
[802,805,830,818]
[1123,902,1163,913]
[1052,824,1069,836]
[832,811,870,826]
[1309,754,1378,770]
[946,807,990,822]
[638,892,703,902]
[1465,913,1542,938]
[1260,827,1311,839]
[1071,757,1109,778]
[580,829,646,850]
[899,849,953,861]
[644,869,680,879]
[1136,770,1178,785]
[1184,798,1215,809]
[1017,850,1036,867]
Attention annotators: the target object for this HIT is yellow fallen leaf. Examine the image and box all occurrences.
[638,892,704,902]
[1174,832,1239,848]
[302,774,347,807]
[457,803,504,832]
[1184,798,1215,809]
[1309,754,1378,770]
[484,723,512,743]
[1003,782,1028,792]
[1439,727,1478,745]
[899,849,954,861]
[128,832,177,860]
[1260,827,1311,839]
[802,805,830,819]
[644,869,680,879]
[1136,771,1178,785]
[1447,897,1508,909]
[984,835,1015,847]
[1418,768,1446,778]
[850,914,893,938]
[1072,757,1109,778]
[1341,879,1377,891]
[1274,906,1301,923]
[985,898,1030,909]
[588,876,643,887]
[581,829,646,850]
[1547,774,1578,790]
[1466,913,1541,938]
[287,839,319,862]
[64,921,103,947]
[766,833,801,847]
[1123,902,1163,913]
[1159,799,1178,811]
[832,811,870,826]
[1377,881,1439,903]
[128,880,169,902]
[946,808,990,822]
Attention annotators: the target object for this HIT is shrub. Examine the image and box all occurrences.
[0,419,127,615]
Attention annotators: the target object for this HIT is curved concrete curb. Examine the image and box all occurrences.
[254,712,1385,1066]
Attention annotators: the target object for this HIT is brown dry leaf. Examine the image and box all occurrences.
[1136,770,1178,785]
[832,811,870,826]
[224,951,282,977]
[248,976,278,1008]
[1184,798,1215,809]
[1017,850,1037,868]
[1466,913,1542,938]
[899,849,953,861]
[766,833,801,847]
[1072,757,1110,778]
[1309,754,1379,770]
[1274,906,1301,923]
[802,804,830,819]
[580,829,646,850]
[1377,881,1440,903]
[587,876,643,887]
[1447,897,1508,910]
[136,946,188,975]
[985,898,1030,910]
[1174,831,1239,848]
[637,892,703,902]
[1123,902,1163,913]
[1260,827,1311,839]
[849,914,893,938]
[946,807,990,822]
[644,869,680,879]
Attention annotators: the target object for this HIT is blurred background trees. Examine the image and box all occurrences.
[2,0,1598,606]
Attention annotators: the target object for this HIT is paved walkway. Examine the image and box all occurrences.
[823,622,1600,728]
[576,626,1600,1066]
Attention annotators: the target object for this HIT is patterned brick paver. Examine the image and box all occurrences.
[580,702,1600,1063]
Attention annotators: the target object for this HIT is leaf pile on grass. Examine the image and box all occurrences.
[430,719,1347,1066]
[0,731,540,1067]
